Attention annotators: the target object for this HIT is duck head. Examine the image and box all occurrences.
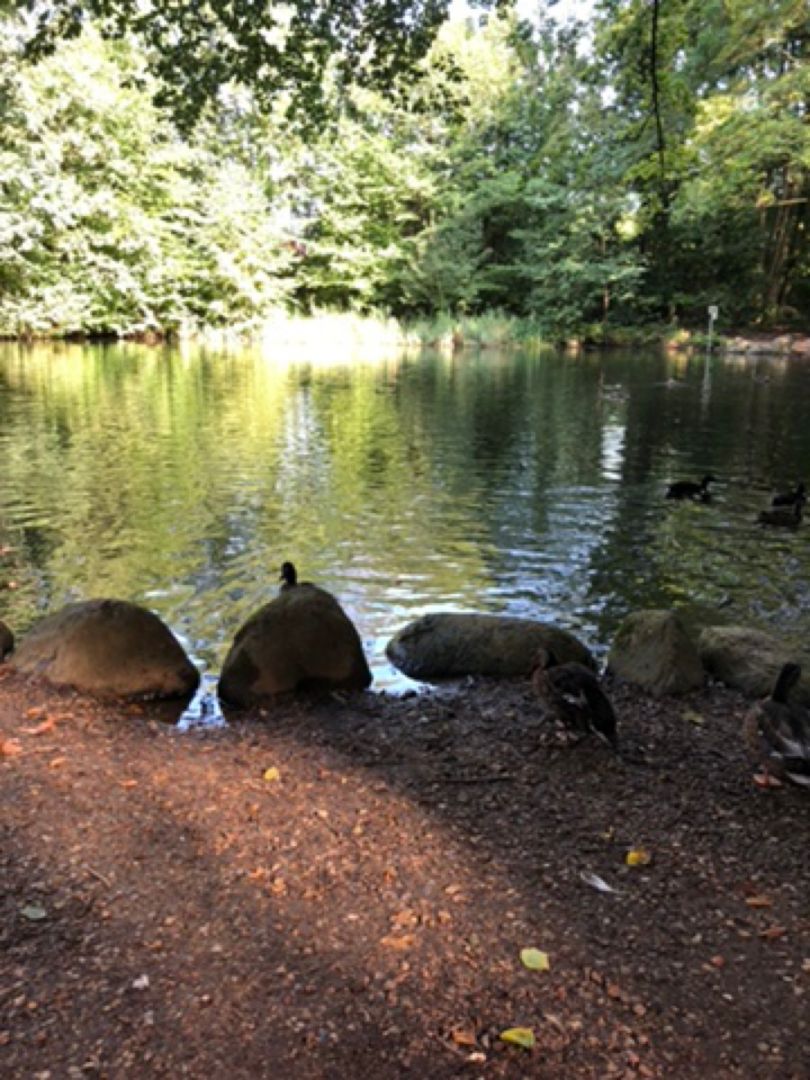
[772,662,802,703]
[279,561,298,587]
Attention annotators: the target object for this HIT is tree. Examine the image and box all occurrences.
[0,26,294,335]
[7,0,506,128]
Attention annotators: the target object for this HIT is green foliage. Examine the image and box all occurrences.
[0,27,293,336]
[8,0,480,130]
[1,1,807,339]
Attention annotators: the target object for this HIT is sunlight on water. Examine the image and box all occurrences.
[3,340,810,692]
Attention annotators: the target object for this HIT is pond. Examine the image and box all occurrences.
[2,340,810,691]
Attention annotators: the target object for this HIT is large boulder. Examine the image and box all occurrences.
[218,584,372,706]
[0,619,13,659]
[385,612,595,681]
[607,610,704,696]
[698,625,810,703]
[10,599,199,700]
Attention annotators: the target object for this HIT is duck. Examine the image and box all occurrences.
[758,501,803,527]
[279,561,301,590]
[0,619,12,659]
[531,648,618,750]
[743,663,810,787]
[665,473,716,501]
[278,561,328,597]
[772,482,805,508]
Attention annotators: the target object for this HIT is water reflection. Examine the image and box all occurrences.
[2,341,810,690]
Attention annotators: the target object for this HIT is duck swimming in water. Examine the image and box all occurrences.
[665,474,716,501]
[758,501,803,527]
[772,482,805,508]
[743,663,810,787]
[531,648,618,750]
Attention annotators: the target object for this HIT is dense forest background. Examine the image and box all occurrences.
[1,1,807,340]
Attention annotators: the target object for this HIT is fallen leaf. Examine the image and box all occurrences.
[118,779,138,789]
[709,955,725,968]
[380,933,415,951]
[499,1027,535,1050]
[745,895,772,909]
[450,1027,478,1047]
[759,926,787,940]
[22,717,56,736]
[262,766,280,783]
[48,756,67,769]
[20,904,48,921]
[132,974,150,990]
[520,948,550,972]
[683,709,704,726]
[753,772,782,788]
[625,849,652,867]
[391,909,418,930]
[0,738,22,758]
[580,871,618,894]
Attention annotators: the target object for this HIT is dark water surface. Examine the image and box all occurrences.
[2,341,810,690]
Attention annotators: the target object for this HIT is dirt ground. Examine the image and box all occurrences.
[1,663,808,1079]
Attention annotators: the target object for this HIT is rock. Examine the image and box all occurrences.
[607,610,704,696]
[698,625,810,703]
[0,619,13,659]
[10,599,199,700]
[385,613,595,681]
[218,583,372,706]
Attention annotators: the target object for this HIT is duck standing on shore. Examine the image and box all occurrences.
[743,663,810,787]
[665,474,716,501]
[531,648,618,750]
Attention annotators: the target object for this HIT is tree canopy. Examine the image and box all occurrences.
[1,2,807,338]
[7,0,505,127]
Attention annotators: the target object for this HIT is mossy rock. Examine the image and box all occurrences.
[219,584,372,707]
[10,599,199,700]
[607,610,704,697]
[698,625,810,703]
[386,612,595,682]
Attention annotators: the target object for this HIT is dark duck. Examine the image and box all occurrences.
[531,648,618,750]
[771,481,805,508]
[758,501,803,527]
[665,473,716,501]
[279,561,301,590]
[743,663,810,787]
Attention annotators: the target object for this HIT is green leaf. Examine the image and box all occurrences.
[500,1027,536,1049]
[520,947,550,972]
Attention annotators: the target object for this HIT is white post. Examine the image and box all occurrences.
[707,305,719,351]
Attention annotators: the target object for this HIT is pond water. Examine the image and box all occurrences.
[2,340,810,691]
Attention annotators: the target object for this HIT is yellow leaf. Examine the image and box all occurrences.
[520,948,550,972]
[262,766,280,782]
[625,848,652,867]
[500,1027,535,1049]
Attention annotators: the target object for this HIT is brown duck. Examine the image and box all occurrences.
[743,663,810,787]
[532,648,618,750]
